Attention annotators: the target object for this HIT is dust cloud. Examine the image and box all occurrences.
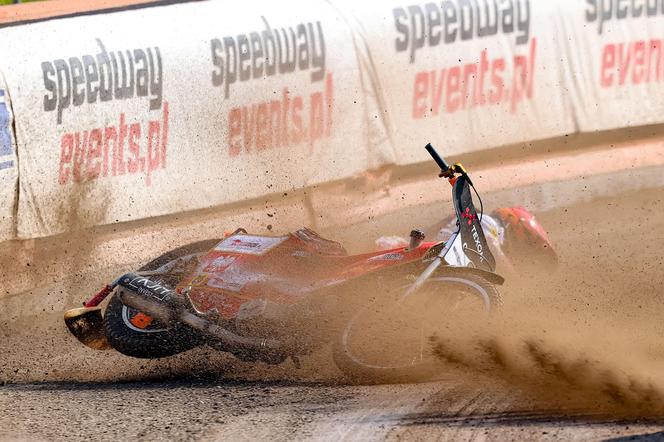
[426,188,664,416]
[2,178,664,421]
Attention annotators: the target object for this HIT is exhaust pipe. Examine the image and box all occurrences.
[117,287,283,352]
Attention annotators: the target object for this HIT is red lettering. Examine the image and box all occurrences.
[242,105,256,154]
[648,40,663,82]
[291,97,303,144]
[255,102,269,150]
[281,88,291,146]
[511,49,531,113]
[105,126,122,176]
[431,69,446,115]
[309,91,324,150]
[445,66,461,113]
[617,43,632,85]
[413,72,428,119]
[633,41,646,84]
[72,131,87,183]
[127,123,142,173]
[461,63,478,110]
[229,108,242,156]
[475,49,489,106]
[59,134,74,185]
[87,128,102,180]
[269,100,282,148]
[489,59,505,105]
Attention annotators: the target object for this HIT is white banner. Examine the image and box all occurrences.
[3,0,664,241]
[336,0,576,165]
[0,0,371,239]
[0,71,17,241]
[558,0,664,131]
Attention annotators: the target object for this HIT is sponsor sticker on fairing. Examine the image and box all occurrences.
[204,255,237,272]
[214,234,288,255]
[369,252,404,261]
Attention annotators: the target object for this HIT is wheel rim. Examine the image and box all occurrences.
[119,258,187,334]
[340,276,492,371]
[121,305,169,333]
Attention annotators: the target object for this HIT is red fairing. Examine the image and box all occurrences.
[177,228,438,319]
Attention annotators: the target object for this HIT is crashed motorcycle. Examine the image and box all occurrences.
[65,144,503,382]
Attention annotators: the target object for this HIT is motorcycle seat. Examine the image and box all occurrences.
[293,228,348,256]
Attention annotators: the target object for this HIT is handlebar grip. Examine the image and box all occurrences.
[425,143,450,171]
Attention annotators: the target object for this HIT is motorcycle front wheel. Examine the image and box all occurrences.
[103,239,219,358]
[332,270,501,384]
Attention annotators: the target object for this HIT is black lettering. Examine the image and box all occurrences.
[407,5,425,62]
[478,0,499,37]
[82,55,99,104]
[96,39,113,102]
[134,49,148,98]
[238,34,251,82]
[309,22,326,82]
[113,51,135,99]
[599,0,613,33]
[54,59,70,125]
[276,27,297,74]
[633,0,644,17]
[515,0,530,44]
[297,23,309,71]
[459,0,474,41]
[393,7,409,51]
[501,0,515,34]
[147,47,163,111]
[41,61,57,112]
[616,0,629,18]
[442,0,458,43]
[647,0,659,15]
[586,0,598,21]
[211,38,224,87]
[261,17,277,77]
[249,32,264,79]
[223,36,237,99]
[425,3,442,46]
[69,57,85,107]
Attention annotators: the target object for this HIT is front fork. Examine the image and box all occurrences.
[399,231,462,303]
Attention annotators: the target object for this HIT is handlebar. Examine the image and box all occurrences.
[425,143,450,172]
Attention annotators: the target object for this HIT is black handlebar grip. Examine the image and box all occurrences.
[425,143,450,171]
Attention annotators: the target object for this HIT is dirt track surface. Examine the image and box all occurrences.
[2,170,664,440]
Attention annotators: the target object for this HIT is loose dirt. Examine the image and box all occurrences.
[1,173,664,440]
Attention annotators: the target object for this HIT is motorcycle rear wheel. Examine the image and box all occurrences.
[103,239,220,358]
[332,270,501,384]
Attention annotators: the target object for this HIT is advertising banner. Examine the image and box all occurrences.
[558,0,664,131]
[0,0,371,238]
[336,0,576,165]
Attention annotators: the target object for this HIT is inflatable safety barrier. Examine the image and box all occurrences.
[0,0,663,240]
[334,0,575,165]
[0,0,371,238]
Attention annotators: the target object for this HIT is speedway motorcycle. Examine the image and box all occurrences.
[65,144,503,383]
